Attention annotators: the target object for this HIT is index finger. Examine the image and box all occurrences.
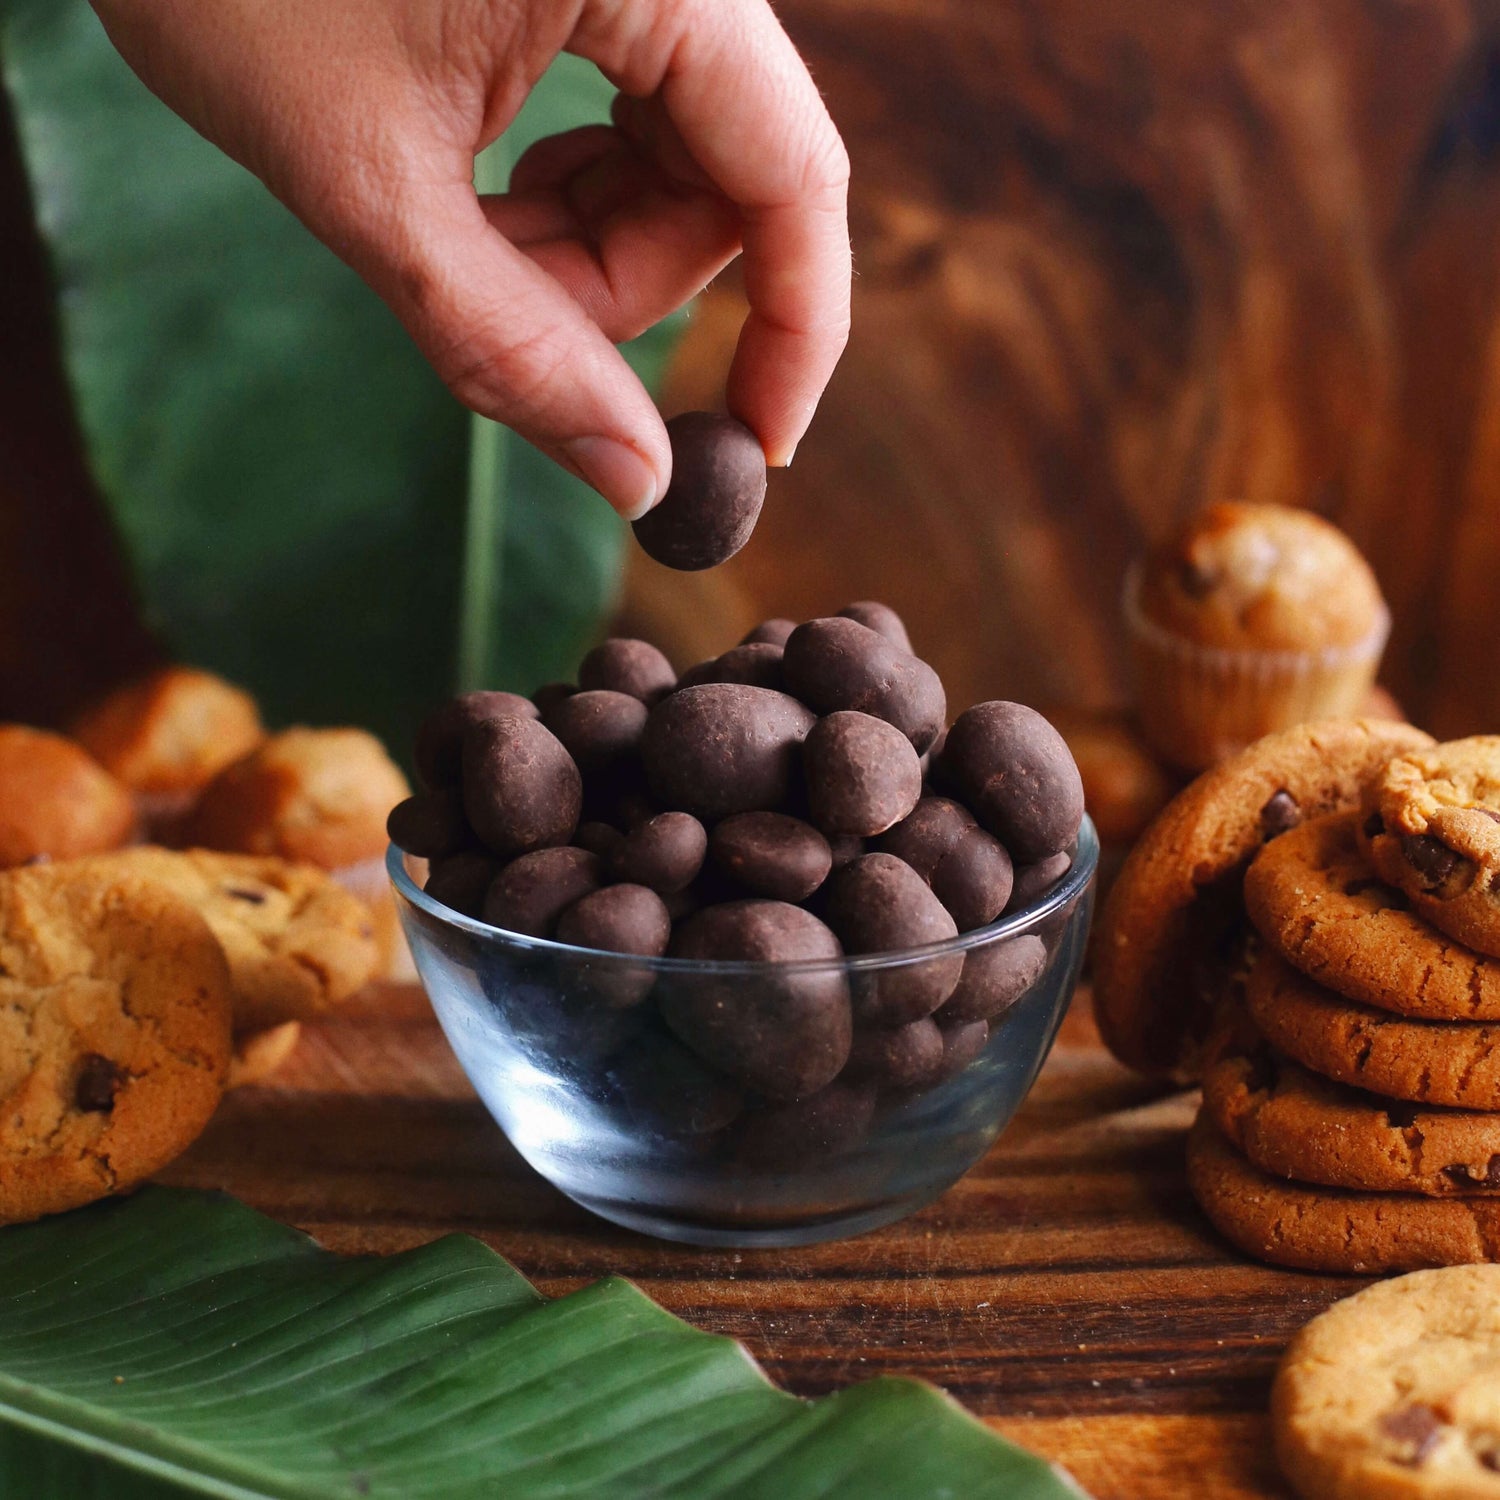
[588,0,851,465]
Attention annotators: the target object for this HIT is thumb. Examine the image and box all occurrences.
[361,184,671,519]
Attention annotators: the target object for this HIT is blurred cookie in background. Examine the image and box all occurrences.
[71,665,266,836]
[181,726,414,979]
[0,725,135,868]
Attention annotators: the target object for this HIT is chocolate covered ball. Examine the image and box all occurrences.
[612,811,708,894]
[632,412,767,571]
[838,600,913,653]
[843,1017,945,1091]
[938,935,1048,1024]
[641,684,816,820]
[542,689,648,776]
[661,901,850,1098]
[574,820,625,862]
[803,711,922,837]
[782,617,946,753]
[711,811,832,902]
[875,796,1013,930]
[424,850,501,918]
[741,618,797,648]
[462,714,582,856]
[530,682,578,716]
[387,788,472,859]
[822,853,963,1025]
[937,702,1084,862]
[675,642,785,693]
[935,1018,989,1081]
[609,1032,743,1136]
[1005,852,1072,913]
[733,1081,876,1166]
[578,638,677,704]
[415,690,537,789]
[557,884,672,1002]
[483,846,601,937]
[875,797,976,878]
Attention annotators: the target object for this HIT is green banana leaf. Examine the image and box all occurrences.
[0,1189,1080,1499]
[0,1,680,751]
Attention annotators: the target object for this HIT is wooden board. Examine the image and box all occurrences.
[159,985,1362,1499]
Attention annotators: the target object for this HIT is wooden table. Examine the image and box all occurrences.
[160,985,1363,1500]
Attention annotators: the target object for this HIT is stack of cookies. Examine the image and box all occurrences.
[1186,736,1500,1273]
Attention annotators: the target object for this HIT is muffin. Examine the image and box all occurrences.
[70,666,265,831]
[0,726,136,867]
[180,727,414,977]
[1124,503,1389,771]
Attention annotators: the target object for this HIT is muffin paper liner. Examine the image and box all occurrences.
[1122,564,1391,772]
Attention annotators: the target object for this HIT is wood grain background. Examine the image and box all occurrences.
[4,0,1500,742]
[625,0,1500,740]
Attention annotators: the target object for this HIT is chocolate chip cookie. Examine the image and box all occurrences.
[1204,1038,1500,1195]
[1096,719,1433,1080]
[1247,949,1500,1110]
[0,863,232,1225]
[72,847,378,1030]
[1273,1267,1500,1497]
[1360,737,1500,961]
[1246,811,1500,1020]
[1187,1112,1500,1274]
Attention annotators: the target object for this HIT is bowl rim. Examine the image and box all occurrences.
[386,816,1098,976]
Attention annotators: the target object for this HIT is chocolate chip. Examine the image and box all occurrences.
[223,886,269,905]
[1378,1403,1443,1465]
[631,412,767,572]
[1242,1046,1279,1096]
[75,1054,124,1112]
[1404,834,1457,881]
[1480,1446,1500,1472]
[1441,1153,1500,1187]
[1258,790,1301,840]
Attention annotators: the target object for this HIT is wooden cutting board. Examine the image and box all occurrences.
[160,984,1360,1499]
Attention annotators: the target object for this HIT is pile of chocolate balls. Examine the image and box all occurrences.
[388,602,1084,1154]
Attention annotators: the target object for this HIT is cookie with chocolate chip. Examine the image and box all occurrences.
[72,847,379,1029]
[0,863,233,1225]
[1204,1035,1500,1195]
[1246,948,1500,1111]
[1273,1266,1500,1497]
[1245,811,1500,1020]
[1187,1111,1500,1275]
[1360,737,1500,960]
[1095,718,1433,1081]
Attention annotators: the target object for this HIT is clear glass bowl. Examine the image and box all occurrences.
[388,818,1097,1248]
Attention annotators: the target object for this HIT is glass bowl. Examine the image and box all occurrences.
[388,818,1097,1248]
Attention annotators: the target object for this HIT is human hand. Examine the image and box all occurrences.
[90,0,851,517]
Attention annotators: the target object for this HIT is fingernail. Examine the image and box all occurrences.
[564,436,660,520]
